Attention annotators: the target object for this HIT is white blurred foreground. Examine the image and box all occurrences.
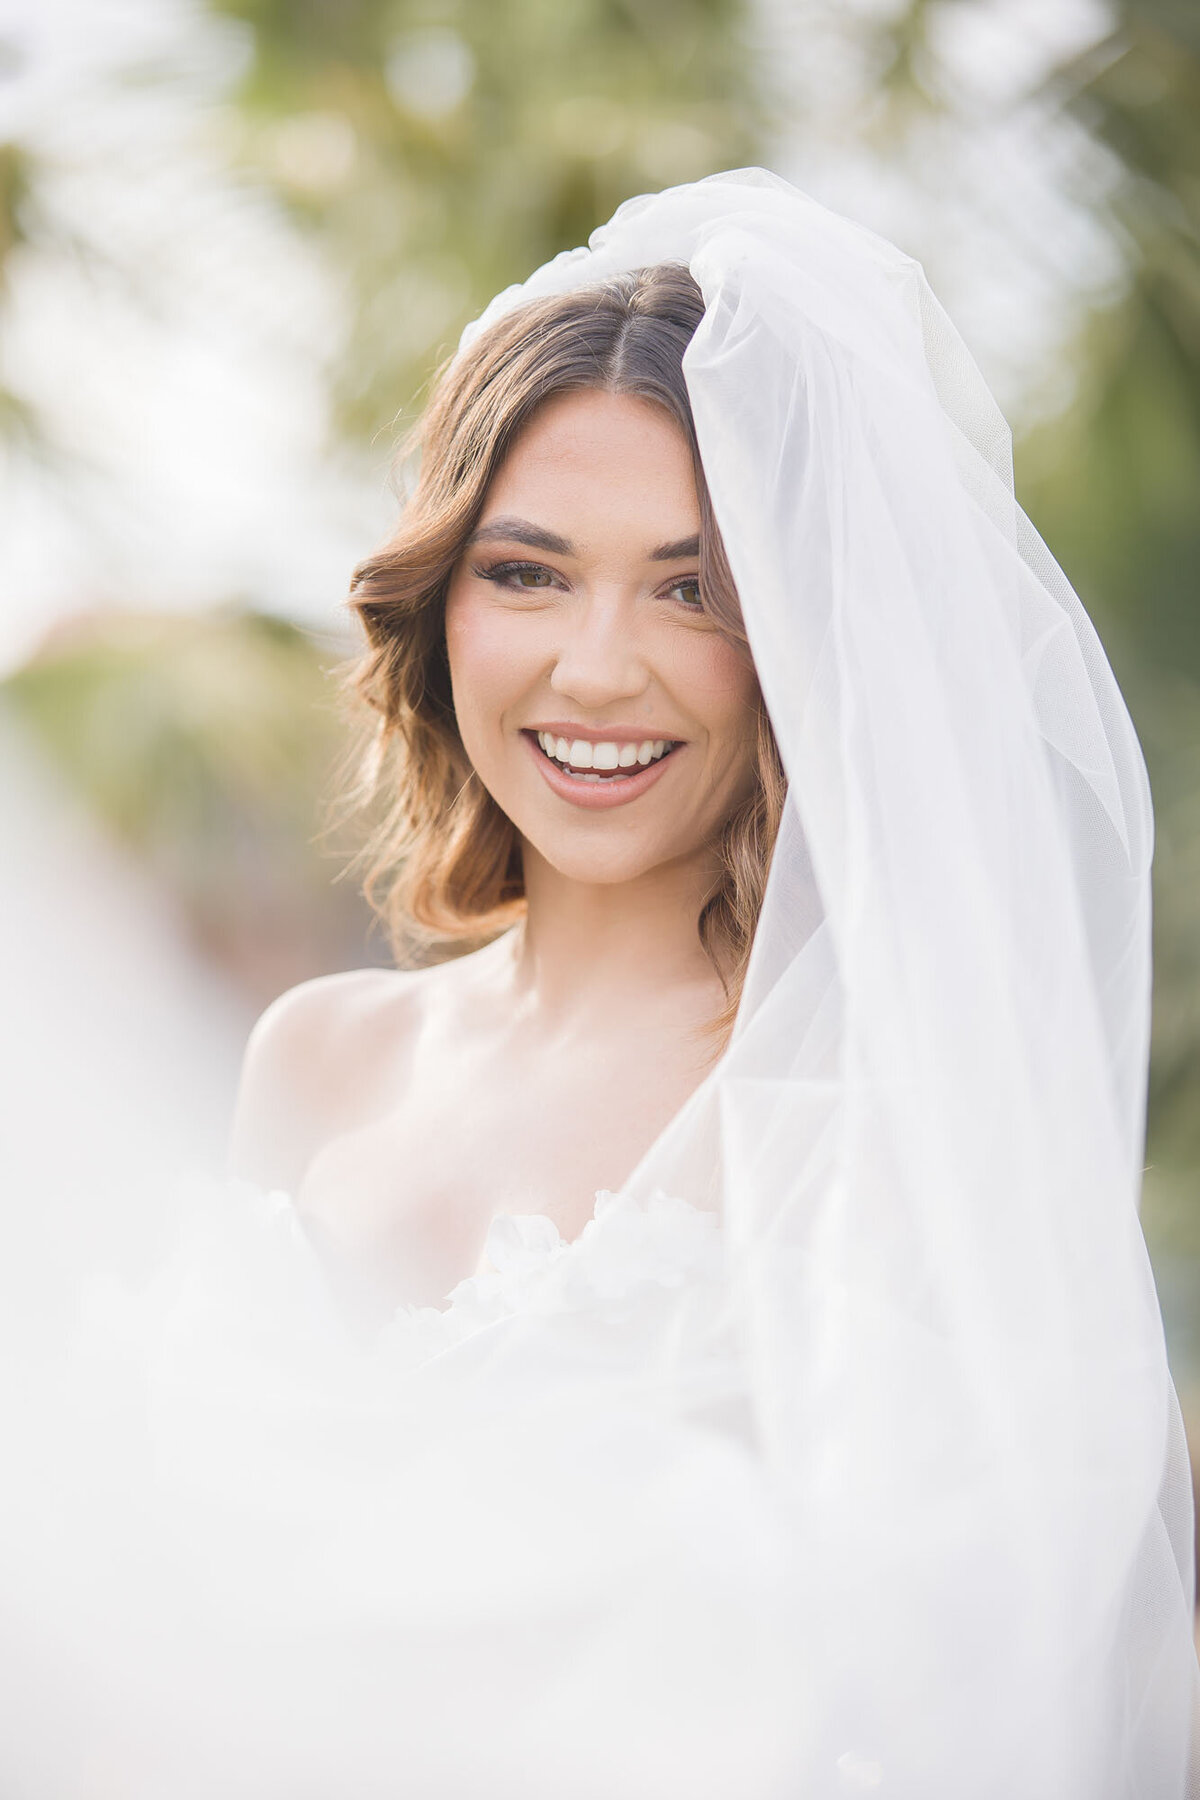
[0,713,814,1798]
[0,711,251,1327]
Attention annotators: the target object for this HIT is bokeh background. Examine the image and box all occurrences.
[1,0,1197,1542]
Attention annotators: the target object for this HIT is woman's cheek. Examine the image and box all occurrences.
[681,630,759,726]
[688,636,762,807]
[446,593,545,750]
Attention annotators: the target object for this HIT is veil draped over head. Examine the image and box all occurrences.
[1,169,1197,1800]
[462,167,1199,1795]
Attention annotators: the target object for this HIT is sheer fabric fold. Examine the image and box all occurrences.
[466,166,1199,1795]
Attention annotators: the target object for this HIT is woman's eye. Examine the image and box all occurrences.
[475,560,557,591]
[668,578,704,611]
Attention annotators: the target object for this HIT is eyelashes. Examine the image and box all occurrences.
[472,559,705,612]
[472,560,557,592]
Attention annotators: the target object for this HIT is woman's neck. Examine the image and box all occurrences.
[511,841,723,1031]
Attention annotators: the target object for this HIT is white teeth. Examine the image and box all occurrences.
[535,732,676,775]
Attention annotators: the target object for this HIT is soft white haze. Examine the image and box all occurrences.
[0,0,393,675]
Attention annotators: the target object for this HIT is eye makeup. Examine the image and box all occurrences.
[472,559,705,611]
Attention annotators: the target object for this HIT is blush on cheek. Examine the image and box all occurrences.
[688,634,759,717]
[445,591,543,751]
[443,590,484,665]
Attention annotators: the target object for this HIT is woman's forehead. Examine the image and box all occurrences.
[480,390,700,555]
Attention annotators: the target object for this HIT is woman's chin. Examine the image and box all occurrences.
[527,851,674,889]
[518,829,695,891]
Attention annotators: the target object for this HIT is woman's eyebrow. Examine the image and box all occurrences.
[466,516,700,562]
[466,517,572,554]
[649,534,700,562]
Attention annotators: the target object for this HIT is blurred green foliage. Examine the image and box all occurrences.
[4,609,381,1004]
[1024,0,1200,670]
[209,0,764,439]
[1016,4,1200,1253]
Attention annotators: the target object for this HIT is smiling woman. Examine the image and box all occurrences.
[228,267,785,1302]
[351,265,782,977]
[444,390,758,848]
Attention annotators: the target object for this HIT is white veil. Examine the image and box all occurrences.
[1,168,1196,1800]
[462,166,1200,1795]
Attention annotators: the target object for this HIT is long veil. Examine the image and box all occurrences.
[1,168,1195,1799]
[464,166,1200,1795]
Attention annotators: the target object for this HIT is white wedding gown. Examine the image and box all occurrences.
[1,1176,835,1800]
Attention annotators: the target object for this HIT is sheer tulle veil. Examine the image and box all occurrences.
[461,166,1200,1794]
[1,168,1196,1800]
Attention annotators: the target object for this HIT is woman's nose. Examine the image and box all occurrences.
[547,597,649,710]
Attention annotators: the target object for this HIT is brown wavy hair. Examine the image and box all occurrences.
[345,263,785,1037]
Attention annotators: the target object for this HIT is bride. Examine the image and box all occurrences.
[3,168,1197,1800]
[230,262,774,1309]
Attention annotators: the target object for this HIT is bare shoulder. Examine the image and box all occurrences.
[244,965,423,1068]
[228,965,431,1193]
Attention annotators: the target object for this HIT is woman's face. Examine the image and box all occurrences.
[443,388,760,889]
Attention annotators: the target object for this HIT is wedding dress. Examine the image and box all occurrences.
[1,168,1196,1799]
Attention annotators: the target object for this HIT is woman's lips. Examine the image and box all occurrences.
[521,729,681,810]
